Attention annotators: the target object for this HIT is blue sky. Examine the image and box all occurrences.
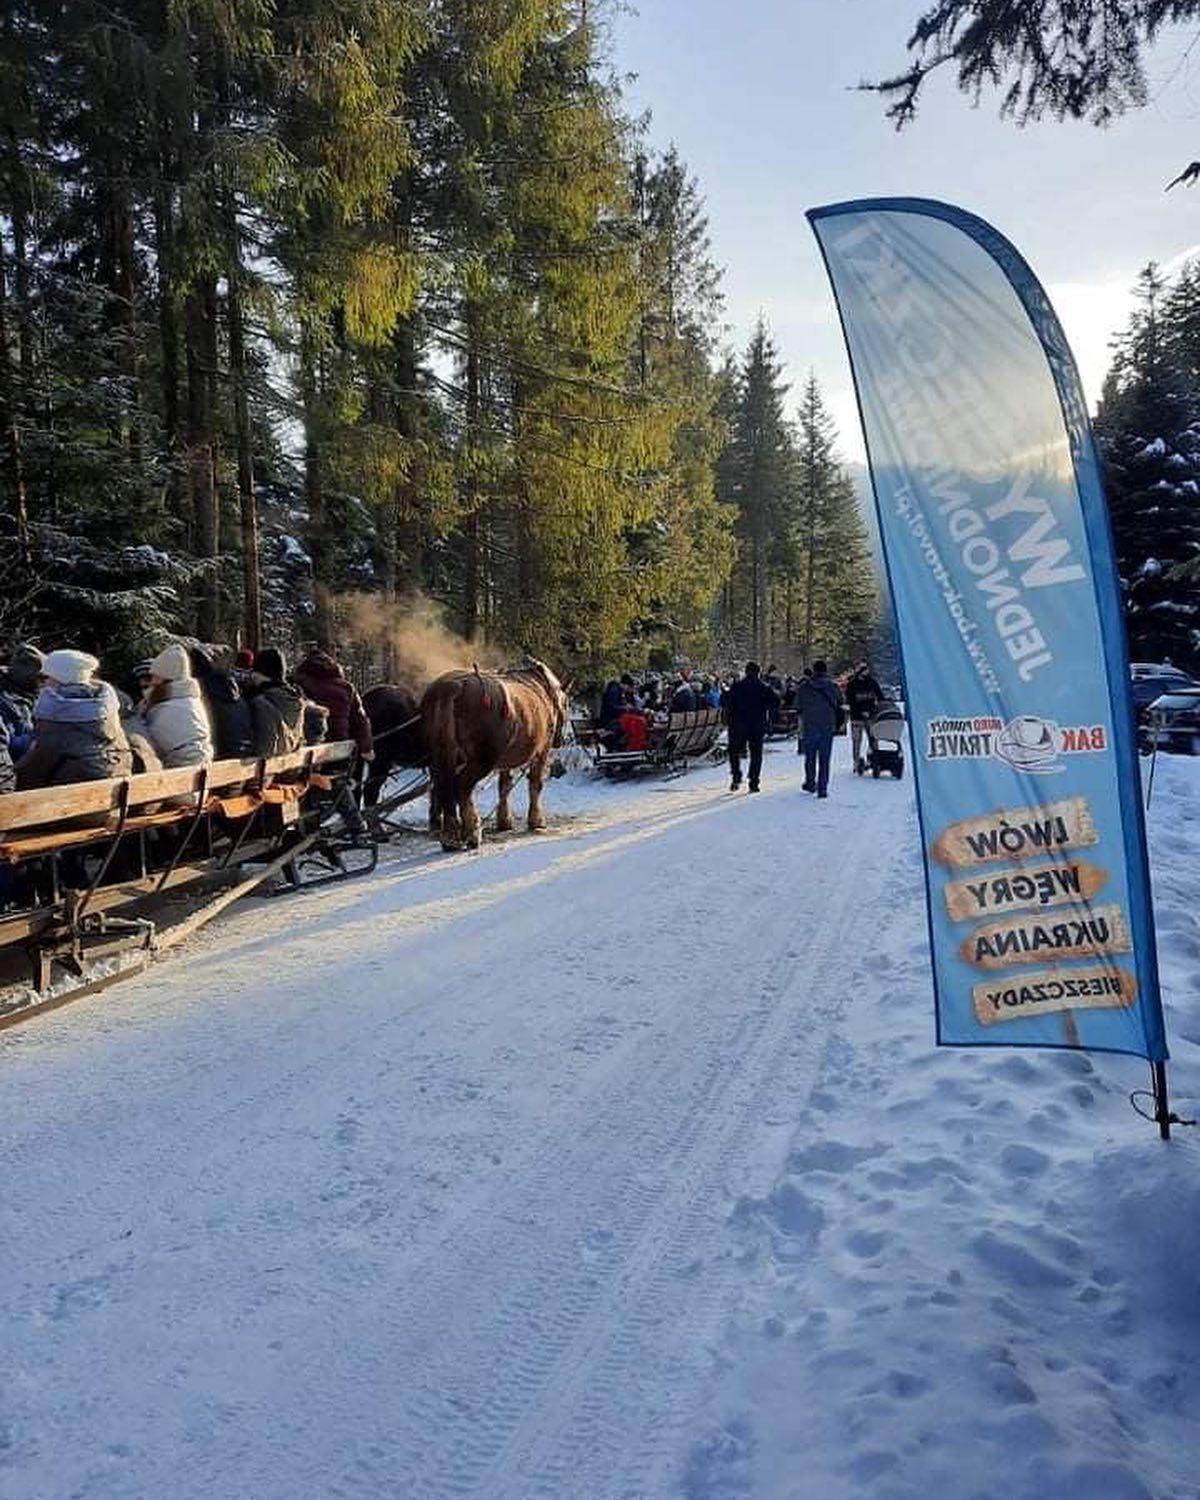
[610,0,1200,458]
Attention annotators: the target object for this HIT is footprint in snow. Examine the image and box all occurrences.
[787,1140,883,1175]
[682,1418,755,1500]
[1062,1081,1096,1108]
[985,1361,1039,1406]
[994,1054,1043,1085]
[998,1142,1051,1179]
[845,1228,886,1260]
[972,1231,1075,1289]
[883,1369,931,1399]
[848,1450,899,1483]
[730,1182,825,1261]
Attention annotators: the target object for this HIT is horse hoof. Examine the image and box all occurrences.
[494,818,514,834]
[528,821,547,834]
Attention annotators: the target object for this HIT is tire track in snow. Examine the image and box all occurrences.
[485,809,900,1500]
[375,800,901,1499]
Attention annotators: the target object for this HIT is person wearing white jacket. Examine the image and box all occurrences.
[135,643,214,768]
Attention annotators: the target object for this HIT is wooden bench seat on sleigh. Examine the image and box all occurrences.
[0,740,371,1014]
[576,708,725,777]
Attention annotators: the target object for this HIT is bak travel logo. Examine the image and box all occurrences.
[925,715,1108,774]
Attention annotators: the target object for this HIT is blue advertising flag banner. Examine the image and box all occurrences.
[808,198,1167,1061]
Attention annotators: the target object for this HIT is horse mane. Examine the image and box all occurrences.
[503,657,560,694]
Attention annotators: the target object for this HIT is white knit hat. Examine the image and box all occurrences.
[149,643,191,682]
[42,649,99,685]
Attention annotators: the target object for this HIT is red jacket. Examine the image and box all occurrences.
[294,652,373,755]
[618,709,649,751]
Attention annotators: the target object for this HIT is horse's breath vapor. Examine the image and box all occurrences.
[335,591,504,690]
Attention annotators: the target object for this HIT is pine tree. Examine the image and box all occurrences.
[794,373,836,662]
[628,147,732,661]
[788,374,878,666]
[718,319,794,659]
[1096,263,1200,667]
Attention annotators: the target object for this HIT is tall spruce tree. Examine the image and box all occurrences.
[791,373,878,665]
[719,319,794,659]
[1096,263,1200,668]
[629,147,732,661]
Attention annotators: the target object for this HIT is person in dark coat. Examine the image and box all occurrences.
[16,649,132,788]
[190,647,255,759]
[797,660,844,799]
[246,648,305,758]
[294,647,379,835]
[669,676,698,712]
[845,661,885,774]
[597,678,627,729]
[599,677,626,729]
[724,661,780,793]
[294,648,374,756]
[0,643,43,762]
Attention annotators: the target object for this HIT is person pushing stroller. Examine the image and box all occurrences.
[845,661,884,775]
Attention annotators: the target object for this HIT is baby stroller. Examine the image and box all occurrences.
[867,699,906,779]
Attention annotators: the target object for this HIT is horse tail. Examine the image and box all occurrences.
[424,682,461,813]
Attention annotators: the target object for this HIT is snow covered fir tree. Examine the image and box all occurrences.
[1096,262,1200,670]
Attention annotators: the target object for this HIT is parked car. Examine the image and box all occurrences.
[1131,669,1200,726]
[1130,661,1195,682]
[1144,686,1200,755]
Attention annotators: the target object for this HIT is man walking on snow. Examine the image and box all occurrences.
[724,661,779,793]
[797,660,844,799]
[845,661,884,774]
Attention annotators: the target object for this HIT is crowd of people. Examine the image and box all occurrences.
[0,642,376,797]
[1,639,892,809]
[595,659,890,798]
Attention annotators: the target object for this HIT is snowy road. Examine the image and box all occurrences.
[7,746,1199,1500]
[2,744,910,1500]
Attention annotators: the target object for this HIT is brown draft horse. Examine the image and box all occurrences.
[361,684,427,811]
[421,659,569,850]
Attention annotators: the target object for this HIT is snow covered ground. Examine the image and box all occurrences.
[2,740,1197,1500]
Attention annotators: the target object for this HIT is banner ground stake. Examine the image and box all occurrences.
[1154,1061,1171,1140]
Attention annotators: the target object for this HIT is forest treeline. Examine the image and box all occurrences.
[0,0,880,681]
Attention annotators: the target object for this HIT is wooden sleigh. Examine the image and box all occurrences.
[0,741,372,1025]
[577,708,726,777]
